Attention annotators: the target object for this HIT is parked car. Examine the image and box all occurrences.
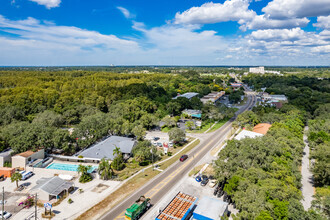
[153,137,160,141]
[157,142,163,147]
[209,179,217,188]
[22,171,34,180]
[0,211,12,219]
[168,142,173,147]
[201,175,209,186]
[195,175,202,182]
[179,155,188,162]
[0,175,5,181]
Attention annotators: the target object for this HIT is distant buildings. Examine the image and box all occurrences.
[200,91,225,104]
[259,93,288,108]
[249,67,281,75]
[249,66,265,74]
[230,83,243,91]
[173,92,199,100]
[0,149,13,167]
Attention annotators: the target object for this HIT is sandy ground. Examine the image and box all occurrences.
[300,126,314,210]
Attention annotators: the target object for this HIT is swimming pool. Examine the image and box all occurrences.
[46,163,98,173]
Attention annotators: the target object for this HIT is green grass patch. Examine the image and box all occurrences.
[161,126,171,133]
[187,122,213,133]
[208,119,229,133]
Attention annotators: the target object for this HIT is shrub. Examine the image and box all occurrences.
[68,198,73,204]
[167,152,172,156]
[78,155,84,158]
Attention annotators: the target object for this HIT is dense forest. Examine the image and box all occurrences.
[214,73,329,219]
[0,70,234,154]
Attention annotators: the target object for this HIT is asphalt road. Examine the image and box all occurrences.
[100,94,256,220]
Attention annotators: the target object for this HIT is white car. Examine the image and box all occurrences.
[209,179,217,188]
[0,211,12,219]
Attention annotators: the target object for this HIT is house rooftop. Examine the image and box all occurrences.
[193,196,228,220]
[14,150,41,158]
[173,92,199,100]
[234,130,264,140]
[79,136,136,160]
[31,176,73,196]
[0,149,13,157]
[253,123,272,135]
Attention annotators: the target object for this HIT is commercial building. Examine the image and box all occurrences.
[192,196,228,220]
[173,92,199,100]
[253,123,272,135]
[11,149,45,169]
[234,130,264,140]
[156,192,197,220]
[230,83,243,91]
[200,91,225,104]
[79,136,136,161]
[30,176,74,201]
[260,93,288,108]
[249,66,265,74]
[0,149,13,167]
[0,167,15,178]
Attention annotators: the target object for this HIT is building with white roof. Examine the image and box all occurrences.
[192,196,228,220]
[173,92,199,100]
[79,136,136,161]
[249,66,265,74]
[234,130,264,140]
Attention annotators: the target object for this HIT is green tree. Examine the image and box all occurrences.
[77,164,93,183]
[168,128,186,143]
[185,121,194,130]
[98,158,113,180]
[11,172,22,188]
[113,146,121,157]
[112,154,125,171]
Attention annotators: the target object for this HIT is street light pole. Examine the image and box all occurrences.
[35,193,37,220]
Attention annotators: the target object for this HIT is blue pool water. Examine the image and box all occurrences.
[46,163,98,173]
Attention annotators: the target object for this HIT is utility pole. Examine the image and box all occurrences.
[2,187,4,220]
[35,193,37,220]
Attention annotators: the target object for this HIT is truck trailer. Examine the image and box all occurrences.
[125,196,151,220]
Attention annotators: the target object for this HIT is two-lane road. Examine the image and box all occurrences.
[101,94,256,220]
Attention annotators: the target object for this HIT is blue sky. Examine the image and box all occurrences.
[0,0,329,66]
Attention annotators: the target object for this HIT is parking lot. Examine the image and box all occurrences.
[145,131,170,146]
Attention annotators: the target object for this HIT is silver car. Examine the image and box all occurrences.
[0,211,12,219]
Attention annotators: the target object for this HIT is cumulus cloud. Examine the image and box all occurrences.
[262,0,330,19]
[240,15,309,30]
[311,45,330,53]
[174,0,255,25]
[250,28,306,41]
[314,15,330,29]
[29,0,61,9]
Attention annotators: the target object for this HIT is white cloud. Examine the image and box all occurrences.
[311,45,330,53]
[240,15,309,30]
[117,6,132,19]
[29,0,61,9]
[250,28,306,41]
[314,15,330,29]
[174,0,255,25]
[262,0,330,19]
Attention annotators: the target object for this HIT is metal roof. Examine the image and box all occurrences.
[79,136,136,160]
[156,192,197,220]
[31,176,73,196]
[234,130,264,140]
[173,92,199,100]
[193,196,228,220]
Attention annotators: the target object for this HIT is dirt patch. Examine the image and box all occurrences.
[92,184,109,193]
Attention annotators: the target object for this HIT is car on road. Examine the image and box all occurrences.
[0,211,12,219]
[201,175,209,186]
[179,154,188,162]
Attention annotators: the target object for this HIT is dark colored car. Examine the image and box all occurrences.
[179,155,188,162]
[201,175,209,186]
[195,175,202,182]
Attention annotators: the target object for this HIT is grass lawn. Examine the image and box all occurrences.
[161,126,171,132]
[207,119,229,133]
[76,139,200,220]
[187,122,213,133]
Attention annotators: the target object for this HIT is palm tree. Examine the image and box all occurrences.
[113,146,121,157]
[11,172,22,188]
[77,164,92,176]
[98,158,113,180]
